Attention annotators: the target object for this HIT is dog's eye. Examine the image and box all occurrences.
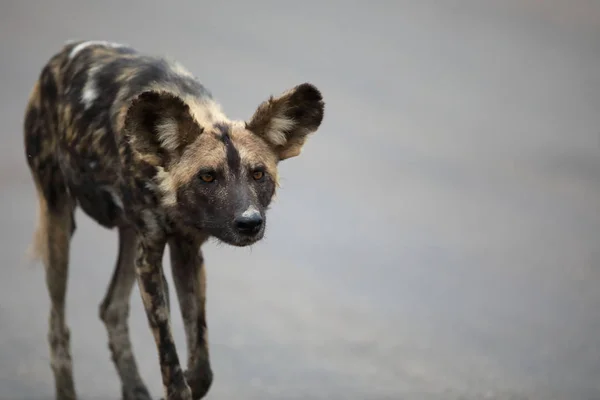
[199,173,215,183]
[252,170,264,180]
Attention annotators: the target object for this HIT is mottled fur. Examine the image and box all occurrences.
[23,40,324,400]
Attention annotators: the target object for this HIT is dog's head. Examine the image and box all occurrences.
[123,83,324,246]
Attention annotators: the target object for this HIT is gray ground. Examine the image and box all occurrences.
[1,1,599,399]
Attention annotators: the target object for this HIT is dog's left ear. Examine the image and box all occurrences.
[247,83,324,161]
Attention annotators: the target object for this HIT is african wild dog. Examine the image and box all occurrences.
[23,40,324,400]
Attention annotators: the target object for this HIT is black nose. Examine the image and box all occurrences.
[234,213,263,235]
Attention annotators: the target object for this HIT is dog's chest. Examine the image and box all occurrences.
[71,179,124,228]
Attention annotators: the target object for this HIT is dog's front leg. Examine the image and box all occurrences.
[135,231,192,400]
[169,235,212,399]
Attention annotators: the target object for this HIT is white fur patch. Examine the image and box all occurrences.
[81,65,100,109]
[267,116,295,145]
[156,117,179,151]
[103,186,124,211]
[69,40,124,58]
[81,84,97,109]
[141,209,160,234]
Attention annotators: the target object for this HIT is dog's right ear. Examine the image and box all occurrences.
[122,90,203,166]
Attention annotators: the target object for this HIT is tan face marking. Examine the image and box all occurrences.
[169,131,227,186]
[228,126,279,184]
[165,124,278,189]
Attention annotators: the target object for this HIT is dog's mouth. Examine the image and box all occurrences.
[216,228,265,247]
[191,223,264,247]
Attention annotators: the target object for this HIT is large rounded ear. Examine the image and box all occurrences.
[122,90,203,166]
[246,83,324,161]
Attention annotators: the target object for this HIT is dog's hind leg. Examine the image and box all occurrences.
[25,65,79,399]
[29,177,78,400]
[99,226,152,400]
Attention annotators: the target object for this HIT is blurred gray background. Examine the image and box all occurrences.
[1,1,599,399]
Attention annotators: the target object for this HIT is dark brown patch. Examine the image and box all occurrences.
[219,127,241,176]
